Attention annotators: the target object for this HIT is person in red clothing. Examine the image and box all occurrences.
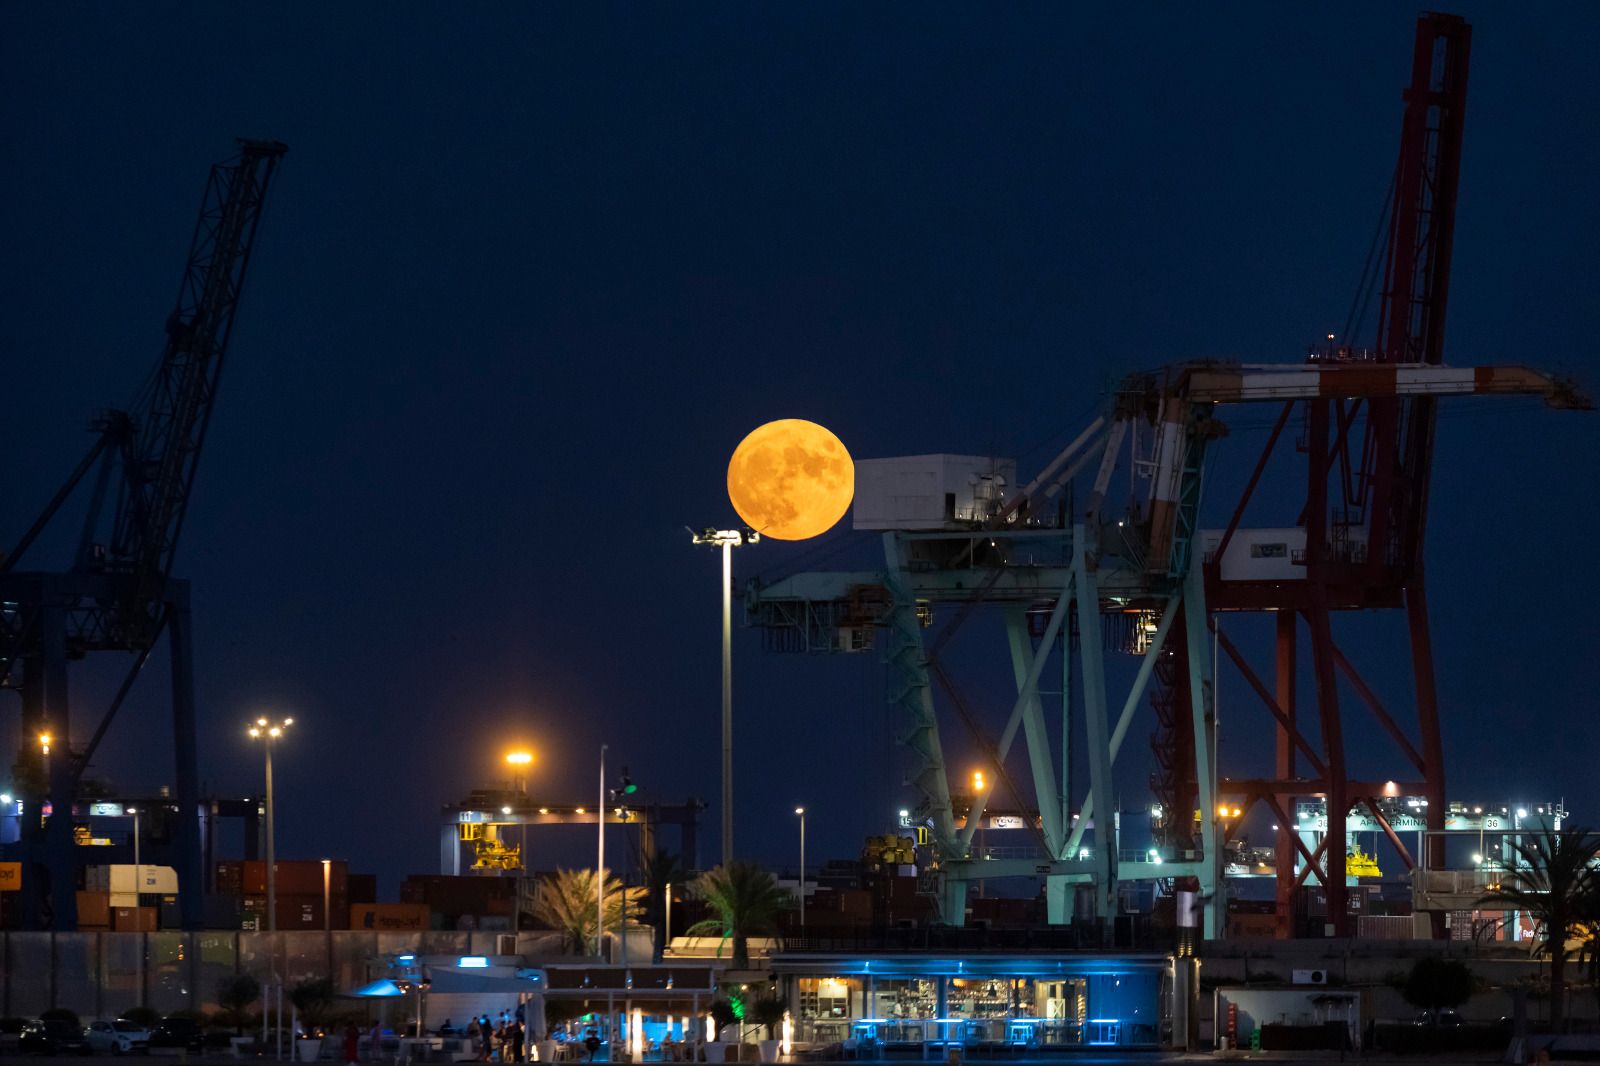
[344,1023,360,1065]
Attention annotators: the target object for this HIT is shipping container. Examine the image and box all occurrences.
[217,860,350,898]
[86,864,179,894]
[273,859,349,897]
[241,892,348,930]
[78,890,111,929]
[112,906,157,932]
[348,873,377,905]
[216,860,245,895]
[206,894,244,929]
[350,903,431,932]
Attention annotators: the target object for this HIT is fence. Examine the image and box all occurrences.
[0,929,516,1020]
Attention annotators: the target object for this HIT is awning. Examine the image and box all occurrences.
[350,980,407,998]
[420,966,546,996]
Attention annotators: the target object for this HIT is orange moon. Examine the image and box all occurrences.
[726,419,854,540]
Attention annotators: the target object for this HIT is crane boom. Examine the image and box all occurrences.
[106,139,286,638]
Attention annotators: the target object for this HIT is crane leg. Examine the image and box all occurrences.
[170,595,205,931]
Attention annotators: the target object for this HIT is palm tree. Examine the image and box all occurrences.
[1477,826,1600,1029]
[531,868,644,955]
[685,862,792,968]
[641,849,690,953]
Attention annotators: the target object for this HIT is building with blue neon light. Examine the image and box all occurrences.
[768,953,1166,1050]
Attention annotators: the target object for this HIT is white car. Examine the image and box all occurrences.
[85,1020,151,1054]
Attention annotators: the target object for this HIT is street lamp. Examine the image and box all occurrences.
[505,750,534,792]
[794,807,806,932]
[247,715,294,932]
[597,743,608,959]
[691,526,758,866]
[127,807,142,884]
[665,882,674,948]
[505,751,535,873]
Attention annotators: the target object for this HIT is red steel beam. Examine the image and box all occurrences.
[1213,625,1327,778]
[1329,640,1426,773]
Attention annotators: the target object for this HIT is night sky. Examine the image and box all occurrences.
[3,5,1598,895]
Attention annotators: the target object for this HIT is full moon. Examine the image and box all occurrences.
[726,419,854,541]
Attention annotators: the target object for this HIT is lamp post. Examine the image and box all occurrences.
[794,807,806,932]
[664,882,673,948]
[127,807,142,884]
[597,743,607,959]
[691,527,758,866]
[248,715,294,932]
[322,857,333,975]
[506,751,533,875]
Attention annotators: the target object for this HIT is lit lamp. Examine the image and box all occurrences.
[127,807,142,885]
[505,750,534,792]
[794,807,806,932]
[247,715,294,932]
[691,526,759,867]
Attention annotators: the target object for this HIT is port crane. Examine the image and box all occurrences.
[0,140,286,929]
[745,14,1589,940]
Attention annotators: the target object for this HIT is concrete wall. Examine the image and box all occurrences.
[0,930,550,1021]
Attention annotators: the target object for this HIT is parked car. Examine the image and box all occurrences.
[19,1019,90,1055]
[86,1020,151,1054]
[1413,1009,1464,1027]
[149,1017,204,1052]
[0,1017,27,1054]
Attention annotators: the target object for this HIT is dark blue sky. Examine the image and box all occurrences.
[3,4,1597,893]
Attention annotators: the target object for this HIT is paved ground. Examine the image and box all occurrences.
[0,1054,1523,1066]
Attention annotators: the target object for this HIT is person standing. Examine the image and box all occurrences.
[510,1020,525,1064]
[343,1023,361,1066]
[367,1021,381,1062]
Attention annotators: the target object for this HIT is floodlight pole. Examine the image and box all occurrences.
[691,527,758,867]
[598,743,607,958]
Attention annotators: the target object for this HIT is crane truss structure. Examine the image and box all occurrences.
[1199,12,1488,938]
[747,13,1598,943]
[0,140,286,930]
[746,361,1583,940]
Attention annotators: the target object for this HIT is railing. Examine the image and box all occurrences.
[1413,868,1505,896]
[777,919,1159,954]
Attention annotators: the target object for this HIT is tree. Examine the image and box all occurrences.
[686,862,791,969]
[1401,957,1473,1013]
[640,849,690,952]
[531,868,644,955]
[751,998,787,1041]
[289,976,338,1032]
[119,1006,161,1028]
[1477,826,1600,1029]
[217,974,262,1035]
[708,999,739,1041]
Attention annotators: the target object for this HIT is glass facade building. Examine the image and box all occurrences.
[773,953,1167,1050]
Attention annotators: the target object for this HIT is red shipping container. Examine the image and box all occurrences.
[273,860,348,897]
[112,906,157,931]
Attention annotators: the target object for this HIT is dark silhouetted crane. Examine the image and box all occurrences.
[0,139,286,929]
